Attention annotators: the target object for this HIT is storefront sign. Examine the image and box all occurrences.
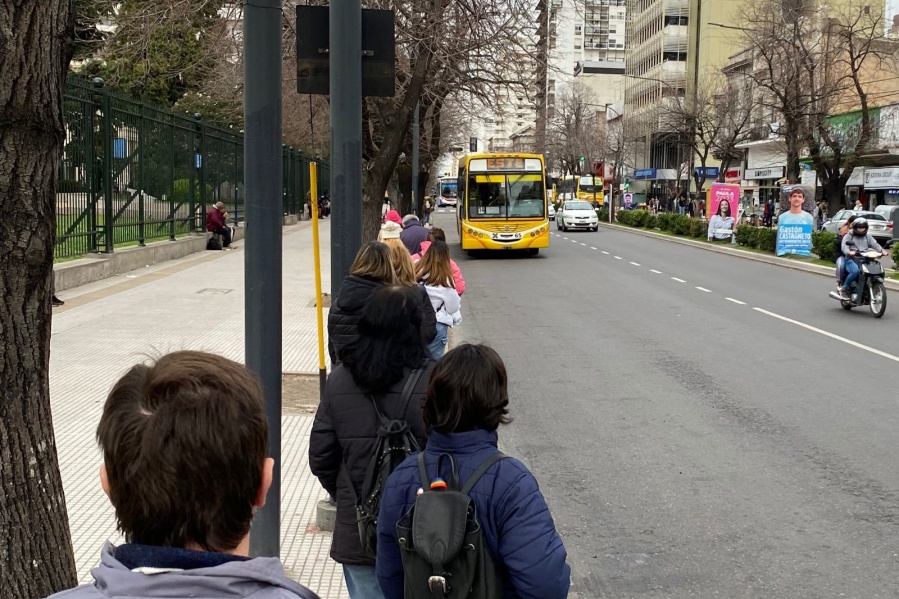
[635,168,656,180]
[864,167,899,189]
[695,167,720,179]
[724,168,742,184]
[746,167,785,180]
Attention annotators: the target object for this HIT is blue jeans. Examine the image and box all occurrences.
[843,259,860,292]
[343,565,384,599]
[427,323,449,360]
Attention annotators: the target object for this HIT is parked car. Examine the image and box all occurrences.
[822,210,893,247]
[556,201,598,232]
[548,202,556,221]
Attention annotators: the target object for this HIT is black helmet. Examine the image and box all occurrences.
[852,217,868,234]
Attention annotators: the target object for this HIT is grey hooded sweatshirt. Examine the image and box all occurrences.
[48,543,320,599]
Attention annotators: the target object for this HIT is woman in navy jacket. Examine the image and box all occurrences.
[375,344,571,599]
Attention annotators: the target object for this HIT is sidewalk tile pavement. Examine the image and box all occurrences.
[50,221,349,598]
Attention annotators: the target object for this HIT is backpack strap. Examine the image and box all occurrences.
[461,453,508,495]
[417,452,461,490]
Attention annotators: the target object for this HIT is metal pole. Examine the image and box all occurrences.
[310,163,327,397]
[412,102,420,217]
[330,0,363,300]
[245,0,283,558]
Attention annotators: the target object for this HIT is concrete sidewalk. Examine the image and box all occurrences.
[50,220,349,598]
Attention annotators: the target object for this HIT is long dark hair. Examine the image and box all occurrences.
[415,240,454,288]
[349,286,427,394]
[715,199,732,218]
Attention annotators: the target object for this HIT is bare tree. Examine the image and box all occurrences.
[1,1,79,596]
[547,81,605,176]
[741,0,893,211]
[663,76,752,194]
[603,115,634,202]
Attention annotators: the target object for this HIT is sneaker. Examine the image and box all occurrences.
[51,296,65,307]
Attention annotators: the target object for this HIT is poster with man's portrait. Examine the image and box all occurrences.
[776,185,815,256]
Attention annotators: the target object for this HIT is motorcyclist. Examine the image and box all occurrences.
[840,217,888,302]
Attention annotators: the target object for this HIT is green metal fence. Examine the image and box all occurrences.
[57,75,328,260]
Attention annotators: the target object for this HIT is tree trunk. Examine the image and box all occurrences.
[821,176,847,216]
[0,1,79,597]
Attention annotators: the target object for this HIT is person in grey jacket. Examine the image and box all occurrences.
[840,217,888,301]
[46,351,319,599]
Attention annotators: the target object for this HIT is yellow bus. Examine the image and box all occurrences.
[456,153,551,255]
[556,174,605,206]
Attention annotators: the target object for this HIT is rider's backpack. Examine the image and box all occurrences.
[397,452,508,599]
[349,366,425,559]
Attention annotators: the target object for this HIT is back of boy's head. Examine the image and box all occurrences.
[424,344,511,434]
[97,350,268,552]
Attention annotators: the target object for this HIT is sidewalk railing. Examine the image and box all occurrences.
[56,75,330,260]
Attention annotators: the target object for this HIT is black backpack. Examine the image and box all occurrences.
[206,236,222,251]
[397,452,508,599]
[349,366,425,559]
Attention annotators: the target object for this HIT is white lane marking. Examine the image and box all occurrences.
[650,269,662,274]
[580,243,587,246]
[630,262,641,266]
[614,256,623,260]
[725,298,746,305]
[601,251,610,255]
[571,239,578,243]
[671,277,686,283]
[696,287,712,293]
[590,246,598,250]
[753,307,899,364]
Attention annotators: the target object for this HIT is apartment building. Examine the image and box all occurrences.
[623,0,743,197]
[536,0,629,156]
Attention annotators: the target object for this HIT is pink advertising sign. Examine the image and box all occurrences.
[709,183,740,219]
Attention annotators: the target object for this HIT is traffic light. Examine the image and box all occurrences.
[624,181,630,190]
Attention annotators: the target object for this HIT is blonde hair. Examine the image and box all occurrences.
[388,243,417,286]
[415,240,455,288]
[381,237,405,252]
[350,241,396,284]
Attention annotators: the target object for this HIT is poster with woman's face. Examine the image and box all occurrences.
[709,183,740,220]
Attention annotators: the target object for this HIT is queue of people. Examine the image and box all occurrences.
[47,210,569,599]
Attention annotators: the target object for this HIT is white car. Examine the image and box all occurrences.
[556,201,598,232]
[548,203,556,220]
[437,195,457,208]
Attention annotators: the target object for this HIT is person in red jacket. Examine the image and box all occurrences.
[206,201,234,247]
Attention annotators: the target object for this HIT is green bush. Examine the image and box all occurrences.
[689,219,708,239]
[756,227,777,252]
[657,213,675,232]
[644,214,659,230]
[597,208,609,222]
[892,240,899,267]
[735,225,755,247]
[672,214,693,235]
[812,230,837,262]
[631,210,648,227]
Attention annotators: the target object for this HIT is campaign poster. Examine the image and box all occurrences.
[707,183,740,241]
[776,184,815,256]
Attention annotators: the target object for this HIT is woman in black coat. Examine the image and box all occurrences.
[327,241,395,365]
[310,285,432,599]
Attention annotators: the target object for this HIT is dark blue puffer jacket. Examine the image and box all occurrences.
[375,429,571,599]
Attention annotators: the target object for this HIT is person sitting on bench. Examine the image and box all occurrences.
[206,201,234,247]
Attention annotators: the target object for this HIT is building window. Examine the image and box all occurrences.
[574,44,581,49]
[575,25,582,35]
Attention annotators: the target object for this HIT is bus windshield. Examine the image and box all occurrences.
[440,180,458,198]
[579,176,601,193]
[467,173,545,219]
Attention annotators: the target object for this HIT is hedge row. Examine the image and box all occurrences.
[612,208,838,262]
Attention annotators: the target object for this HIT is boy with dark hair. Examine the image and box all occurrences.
[375,344,570,599]
[48,350,319,599]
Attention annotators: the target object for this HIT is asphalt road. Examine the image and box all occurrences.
[433,212,899,598]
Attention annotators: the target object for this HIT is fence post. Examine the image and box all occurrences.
[99,82,115,253]
[138,103,146,246]
[196,113,207,232]
[87,79,101,253]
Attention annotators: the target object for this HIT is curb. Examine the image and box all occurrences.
[598,222,899,292]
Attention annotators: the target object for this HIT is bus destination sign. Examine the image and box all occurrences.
[486,158,526,170]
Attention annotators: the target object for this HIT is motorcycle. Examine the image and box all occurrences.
[828,250,888,318]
